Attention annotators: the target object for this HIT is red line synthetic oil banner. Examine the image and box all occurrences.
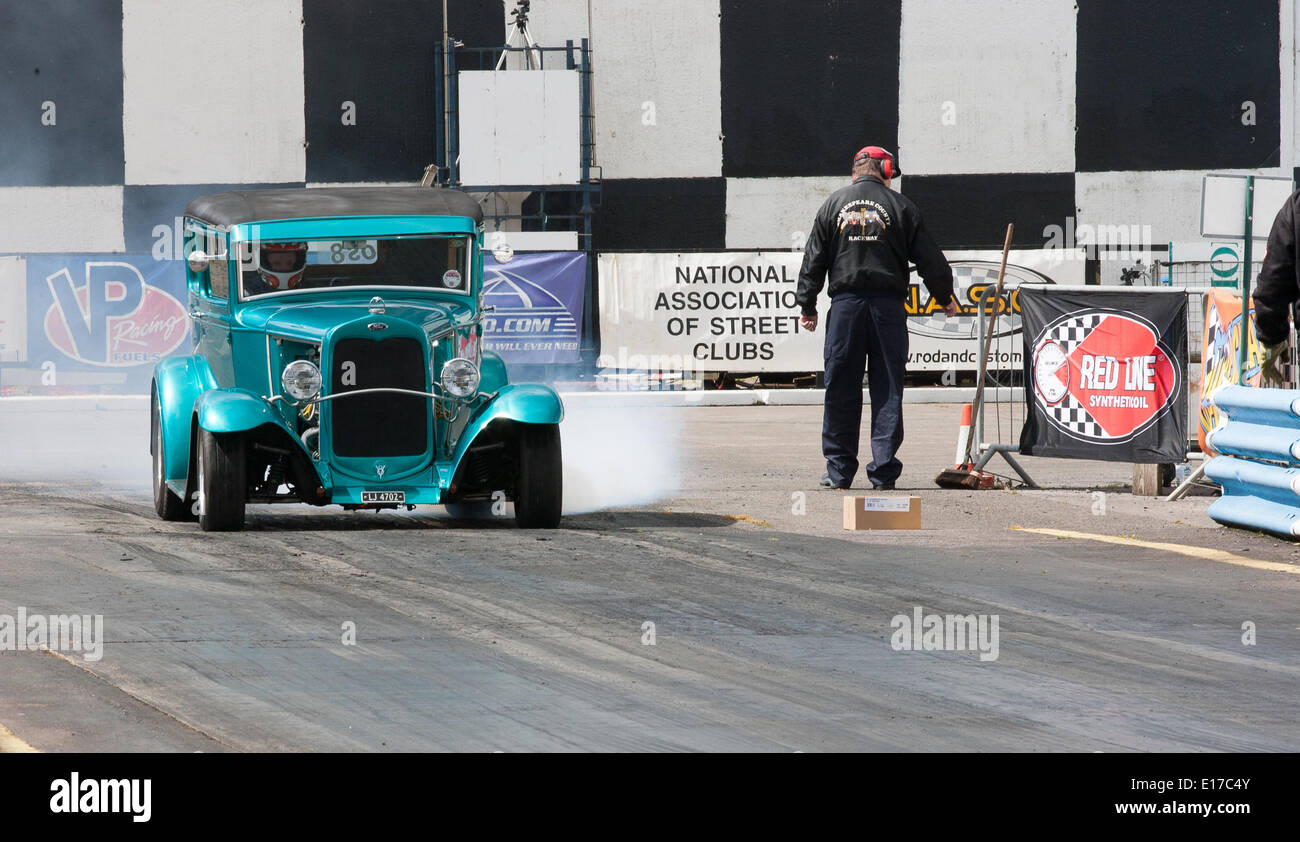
[1018,288,1188,463]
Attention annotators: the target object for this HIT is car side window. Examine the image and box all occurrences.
[185,222,229,301]
[208,244,230,299]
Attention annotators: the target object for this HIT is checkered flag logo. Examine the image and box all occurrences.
[1044,390,1107,440]
[1046,312,1105,355]
[907,261,1054,341]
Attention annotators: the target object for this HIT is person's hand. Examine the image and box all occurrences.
[800,313,818,332]
[1261,339,1289,388]
[943,298,960,318]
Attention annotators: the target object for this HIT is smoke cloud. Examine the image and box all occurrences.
[0,398,150,491]
[560,402,682,515]
[0,396,684,517]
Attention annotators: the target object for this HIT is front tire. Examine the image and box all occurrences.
[197,428,247,532]
[151,388,193,521]
[514,423,562,529]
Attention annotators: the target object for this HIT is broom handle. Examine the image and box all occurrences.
[962,223,1014,464]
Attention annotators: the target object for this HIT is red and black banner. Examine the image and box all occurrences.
[1019,288,1187,463]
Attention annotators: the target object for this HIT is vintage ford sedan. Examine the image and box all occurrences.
[150,186,563,531]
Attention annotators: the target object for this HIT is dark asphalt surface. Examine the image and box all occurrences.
[1,398,1297,751]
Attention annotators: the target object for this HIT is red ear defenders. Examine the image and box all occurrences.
[853,146,899,179]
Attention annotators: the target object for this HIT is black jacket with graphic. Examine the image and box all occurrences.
[796,174,954,315]
[1254,188,1300,346]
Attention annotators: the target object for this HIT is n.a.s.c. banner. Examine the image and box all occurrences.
[1018,287,1187,463]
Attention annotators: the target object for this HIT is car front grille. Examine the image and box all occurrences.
[329,337,428,458]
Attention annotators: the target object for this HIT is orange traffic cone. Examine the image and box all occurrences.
[953,403,973,469]
[935,402,995,489]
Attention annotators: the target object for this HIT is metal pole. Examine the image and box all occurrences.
[433,41,444,183]
[1239,175,1255,385]
[580,37,596,359]
[449,45,459,185]
[587,0,596,166]
[976,283,985,448]
[442,0,450,180]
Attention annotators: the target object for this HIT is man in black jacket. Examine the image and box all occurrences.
[1252,186,1300,385]
[797,146,957,489]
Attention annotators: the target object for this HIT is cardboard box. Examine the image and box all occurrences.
[843,495,922,530]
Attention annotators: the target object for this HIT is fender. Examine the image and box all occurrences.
[193,389,329,502]
[195,388,299,438]
[152,355,218,485]
[449,383,564,469]
[478,349,509,395]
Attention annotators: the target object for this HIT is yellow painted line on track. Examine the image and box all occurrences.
[1011,526,1300,575]
[0,721,38,753]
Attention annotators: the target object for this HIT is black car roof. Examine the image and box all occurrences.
[184,186,484,227]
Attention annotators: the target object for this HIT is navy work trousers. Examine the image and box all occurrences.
[822,294,909,487]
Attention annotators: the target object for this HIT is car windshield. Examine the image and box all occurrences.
[238,235,471,299]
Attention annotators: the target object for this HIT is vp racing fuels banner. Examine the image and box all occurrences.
[1019,287,1188,463]
[596,251,1084,373]
[17,254,189,393]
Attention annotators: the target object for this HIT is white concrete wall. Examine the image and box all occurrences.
[591,0,721,178]
[726,176,855,249]
[4,0,1296,255]
[122,0,306,184]
[0,188,124,253]
[1076,167,1299,250]
[521,0,721,179]
[1074,172,1204,248]
[898,0,1075,174]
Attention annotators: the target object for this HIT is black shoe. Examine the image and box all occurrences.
[820,473,851,489]
[873,483,896,491]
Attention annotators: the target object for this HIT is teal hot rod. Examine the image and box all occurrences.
[150,186,563,531]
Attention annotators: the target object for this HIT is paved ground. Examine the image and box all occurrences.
[0,397,1297,751]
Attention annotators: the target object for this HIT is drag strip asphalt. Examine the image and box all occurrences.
[1,400,1297,751]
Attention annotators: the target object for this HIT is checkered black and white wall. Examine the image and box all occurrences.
[1,0,1296,256]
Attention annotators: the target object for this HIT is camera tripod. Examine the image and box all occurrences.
[496,1,543,70]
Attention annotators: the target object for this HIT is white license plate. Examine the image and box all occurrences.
[361,491,405,504]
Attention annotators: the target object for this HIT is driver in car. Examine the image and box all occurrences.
[245,242,309,295]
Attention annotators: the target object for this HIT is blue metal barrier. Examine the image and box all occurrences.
[1206,422,1300,463]
[1207,384,1300,538]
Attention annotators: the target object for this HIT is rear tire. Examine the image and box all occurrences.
[197,428,247,532]
[151,388,193,521]
[513,423,562,529]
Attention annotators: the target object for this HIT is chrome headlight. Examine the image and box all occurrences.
[281,360,322,401]
[440,358,480,398]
